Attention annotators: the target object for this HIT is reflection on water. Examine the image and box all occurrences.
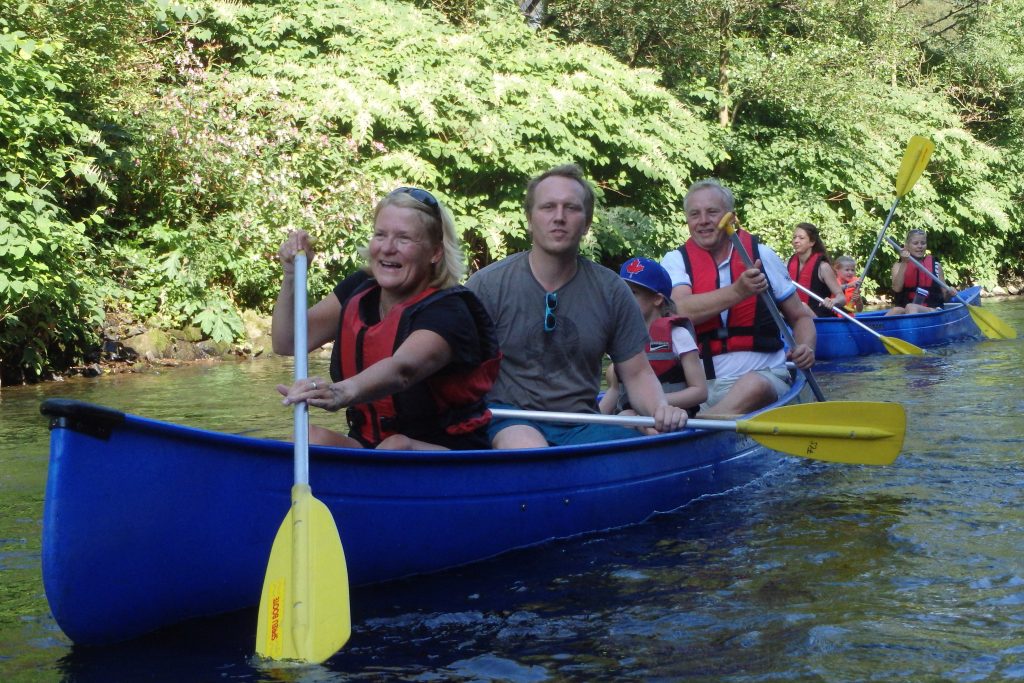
[2,298,1023,681]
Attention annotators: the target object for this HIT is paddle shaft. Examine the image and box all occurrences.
[858,136,935,289]
[792,282,875,335]
[293,252,310,486]
[724,231,828,402]
[794,282,925,356]
[492,407,715,430]
[489,408,894,441]
[857,197,900,287]
[257,249,351,663]
[291,252,312,649]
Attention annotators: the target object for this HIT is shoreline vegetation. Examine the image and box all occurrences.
[4,1,1023,387]
[11,283,1020,389]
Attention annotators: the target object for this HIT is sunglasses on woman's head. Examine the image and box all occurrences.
[391,186,440,217]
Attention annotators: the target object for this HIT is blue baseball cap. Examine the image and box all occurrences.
[619,256,673,302]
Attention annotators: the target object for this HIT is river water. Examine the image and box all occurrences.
[2,299,1023,682]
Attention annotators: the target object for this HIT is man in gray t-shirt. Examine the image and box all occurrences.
[466,164,689,449]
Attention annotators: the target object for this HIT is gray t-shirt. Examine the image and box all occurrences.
[466,252,649,414]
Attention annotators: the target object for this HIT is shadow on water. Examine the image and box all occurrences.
[56,609,258,683]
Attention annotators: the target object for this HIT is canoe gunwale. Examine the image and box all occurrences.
[40,391,784,468]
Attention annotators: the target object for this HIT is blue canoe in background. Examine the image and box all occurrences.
[40,378,809,646]
[813,285,983,360]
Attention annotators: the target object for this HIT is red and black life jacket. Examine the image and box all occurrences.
[614,315,697,416]
[329,282,501,447]
[646,316,690,386]
[787,252,832,317]
[678,230,784,380]
[894,255,944,308]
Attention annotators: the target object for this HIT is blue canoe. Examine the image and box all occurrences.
[40,378,806,646]
[813,285,983,360]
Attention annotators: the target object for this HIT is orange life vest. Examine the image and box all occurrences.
[894,255,944,308]
[836,274,860,316]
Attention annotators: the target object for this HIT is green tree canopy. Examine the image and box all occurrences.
[545,0,1021,290]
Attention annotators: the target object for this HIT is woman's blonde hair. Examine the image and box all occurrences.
[360,188,465,289]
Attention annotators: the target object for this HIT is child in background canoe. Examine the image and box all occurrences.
[833,255,864,313]
[600,257,708,419]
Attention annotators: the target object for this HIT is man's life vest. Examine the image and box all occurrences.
[678,230,784,380]
[894,255,944,308]
[330,282,500,446]
[787,252,832,317]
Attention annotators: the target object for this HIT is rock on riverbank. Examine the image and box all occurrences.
[64,310,278,379]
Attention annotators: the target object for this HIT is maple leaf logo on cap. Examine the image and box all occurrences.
[626,258,645,274]
[619,256,674,303]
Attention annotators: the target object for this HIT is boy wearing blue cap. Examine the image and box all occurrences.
[600,257,708,418]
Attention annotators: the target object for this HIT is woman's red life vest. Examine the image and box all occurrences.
[678,230,784,379]
[787,252,832,317]
[894,255,944,308]
[331,282,500,447]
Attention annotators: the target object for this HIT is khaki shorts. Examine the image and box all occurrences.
[701,367,793,412]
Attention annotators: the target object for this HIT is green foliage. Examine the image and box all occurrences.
[5,0,723,381]
[8,0,196,114]
[5,0,1024,382]
[545,0,1024,293]
[922,0,1024,280]
[0,21,109,382]
[190,0,719,274]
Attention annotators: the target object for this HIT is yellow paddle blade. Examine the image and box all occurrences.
[256,485,350,664]
[718,211,738,234]
[967,304,1017,340]
[880,334,927,356]
[738,401,906,466]
[895,135,935,197]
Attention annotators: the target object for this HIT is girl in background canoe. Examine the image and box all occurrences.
[887,229,958,315]
[600,257,708,419]
[833,255,864,313]
[272,187,500,450]
[788,222,848,317]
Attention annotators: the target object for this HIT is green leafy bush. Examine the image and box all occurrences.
[0,24,109,382]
